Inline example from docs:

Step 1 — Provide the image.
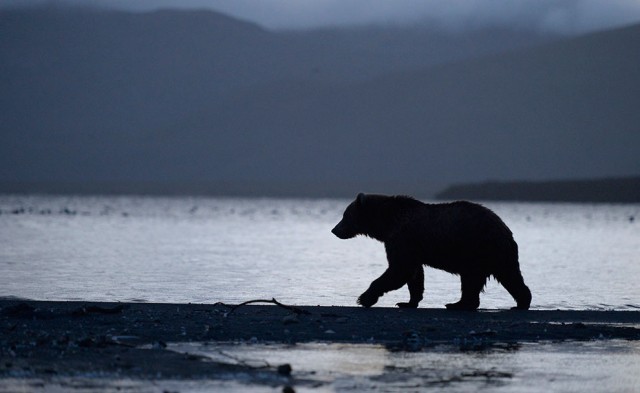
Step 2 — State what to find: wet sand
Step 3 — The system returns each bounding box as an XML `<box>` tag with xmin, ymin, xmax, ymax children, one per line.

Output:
<box><xmin>1</xmin><ymin>299</ymin><xmax>639</xmax><ymax>384</ymax></box>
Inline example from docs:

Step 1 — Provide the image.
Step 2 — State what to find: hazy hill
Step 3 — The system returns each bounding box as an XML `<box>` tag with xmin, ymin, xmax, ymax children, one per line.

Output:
<box><xmin>2</xmin><ymin>7</ymin><xmax>638</xmax><ymax>197</ymax></box>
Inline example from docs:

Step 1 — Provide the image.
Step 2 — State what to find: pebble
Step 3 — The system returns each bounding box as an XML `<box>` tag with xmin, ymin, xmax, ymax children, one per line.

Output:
<box><xmin>277</xmin><ymin>363</ymin><xmax>292</xmax><ymax>376</ymax></box>
<box><xmin>282</xmin><ymin>315</ymin><xmax>299</xmax><ymax>325</ymax></box>
<box><xmin>151</xmin><ymin>341</ymin><xmax>167</xmax><ymax>349</ymax></box>
<box><xmin>469</xmin><ymin>329</ymin><xmax>497</xmax><ymax>337</ymax></box>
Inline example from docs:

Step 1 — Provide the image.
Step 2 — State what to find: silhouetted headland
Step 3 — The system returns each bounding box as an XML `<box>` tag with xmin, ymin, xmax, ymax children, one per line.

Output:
<box><xmin>436</xmin><ymin>177</ymin><xmax>640</xmax><ymax>203</ymax></box>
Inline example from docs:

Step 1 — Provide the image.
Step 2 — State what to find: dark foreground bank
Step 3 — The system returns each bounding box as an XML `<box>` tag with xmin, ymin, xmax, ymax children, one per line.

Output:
<box><xmin>1</xmin><ymin>300</ymin><xmax>639</xmax><ymax>382</ymax></box>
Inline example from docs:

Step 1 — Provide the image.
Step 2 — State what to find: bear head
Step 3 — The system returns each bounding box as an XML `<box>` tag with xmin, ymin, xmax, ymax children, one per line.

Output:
<box><xmin>331</xmin><ymin>193</ymin><xmax>367</xmax><ymax>239</ymax></box>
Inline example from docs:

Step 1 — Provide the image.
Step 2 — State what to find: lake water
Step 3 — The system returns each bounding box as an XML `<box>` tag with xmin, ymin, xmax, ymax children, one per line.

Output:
<box><xmin>0</xmin><ymin>195</ymin><xmax>639</xmax><ymax>310</ymax></box>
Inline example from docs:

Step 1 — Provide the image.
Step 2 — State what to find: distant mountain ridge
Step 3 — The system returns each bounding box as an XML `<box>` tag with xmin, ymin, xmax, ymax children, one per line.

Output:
<box><xmin>166</xmin><ymin>22</ymin><xmax>640</xmax><ymax>196</ymax></box>
<box><xmin>1</xmin><ymin>6</ymin><xmax>638</xmax><ymax>197</ymax></box>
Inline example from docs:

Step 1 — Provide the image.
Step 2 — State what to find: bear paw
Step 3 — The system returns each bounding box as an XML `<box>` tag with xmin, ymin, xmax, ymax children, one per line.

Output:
<box><xmin>357</xmin><ymin>291</ymin><xmax>379</xmax><ymax>308</ymax></box>
<box><xmin>396</xmin><ymin>302</ymin><xmax>419</xmax><ymax>308</ymax></box>
<box><xmin>445</xmin><ymin>301</ymin><xmax>479</xmax><ymax>311</ymax></box>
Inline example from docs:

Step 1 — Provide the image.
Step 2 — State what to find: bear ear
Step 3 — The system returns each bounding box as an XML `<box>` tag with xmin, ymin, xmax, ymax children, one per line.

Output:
<box><xmin>356</xmin><ymin>193</ymin><xmax>366</xmax><ymax>206</ymax></box>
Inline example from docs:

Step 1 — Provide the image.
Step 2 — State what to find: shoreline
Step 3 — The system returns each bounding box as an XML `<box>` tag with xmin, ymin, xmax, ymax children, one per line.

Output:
<box><xmin>2</xmin><ymin>299</ymin><xmax>639</xmax><ymax>382</ymax></box>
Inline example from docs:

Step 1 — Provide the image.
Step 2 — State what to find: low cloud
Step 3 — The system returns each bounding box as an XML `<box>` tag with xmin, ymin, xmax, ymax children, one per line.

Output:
<box><xmin>4</xmin><ymin>0</ymin><xmax>640</xmax><ymax>33</ymax></box>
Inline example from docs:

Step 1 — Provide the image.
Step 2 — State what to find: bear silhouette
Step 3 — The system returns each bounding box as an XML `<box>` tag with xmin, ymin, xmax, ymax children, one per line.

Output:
<box><xmin>332</xmin><ymin>193</ymin><xmax>531</xmax><ymax>310</ymax></box>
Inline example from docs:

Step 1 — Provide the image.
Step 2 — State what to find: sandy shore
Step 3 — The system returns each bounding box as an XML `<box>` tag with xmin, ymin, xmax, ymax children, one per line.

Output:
<box><xmin>1</xmin><ymin>299</ymin><xmax>639</xmax><ymax>382</ymax></box>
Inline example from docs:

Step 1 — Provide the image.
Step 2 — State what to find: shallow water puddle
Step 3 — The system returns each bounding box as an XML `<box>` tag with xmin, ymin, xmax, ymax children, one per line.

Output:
<box><xmin>166</xmin><ymin>340</ymin><xmax>640</xmax><ymax>392</ymax></box>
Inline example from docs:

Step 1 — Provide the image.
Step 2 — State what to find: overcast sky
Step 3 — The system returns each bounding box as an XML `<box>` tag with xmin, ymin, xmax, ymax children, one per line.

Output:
<box><xmin>4</xmin><ymin>0</ymin><xmax>640</xmax><ymax>33</ymax></box>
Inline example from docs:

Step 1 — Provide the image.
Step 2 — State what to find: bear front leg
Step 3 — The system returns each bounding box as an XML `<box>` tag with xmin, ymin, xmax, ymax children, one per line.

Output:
<box><xmin>357</xmin><ymin>266</ymin><xmax>411</xmax><ymax>307</ymax></box>
<box><xmin>397</xmin><ymin>265</ymin><xmax>424</xmax><ymax>308</ymax></box>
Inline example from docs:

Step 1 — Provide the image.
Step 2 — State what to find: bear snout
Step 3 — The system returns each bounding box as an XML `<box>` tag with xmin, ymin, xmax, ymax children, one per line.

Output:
<box><xmin>331</xmin><ymin>222</ymin><xmax>353</xmax><ymax>239</ymax></box>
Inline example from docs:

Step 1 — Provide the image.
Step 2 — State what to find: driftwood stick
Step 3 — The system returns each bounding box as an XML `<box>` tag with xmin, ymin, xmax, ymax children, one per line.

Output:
<box><xmin>223</xmin><ymin>298</ymin><xmax>311</xmax><ymax>316</ymax></box>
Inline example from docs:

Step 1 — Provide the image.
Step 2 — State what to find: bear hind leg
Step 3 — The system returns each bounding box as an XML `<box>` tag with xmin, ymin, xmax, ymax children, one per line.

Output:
<box><xmin>446</xmin><ymin>274</ymin><xmax>486</xmax><ymax>311</ymax></box>
<box><xmin>494</xmin><ymin>268</ymin><xmax>531</xmax><ymax>310</ymax></box>
<box><xmin>397</xmin><ymin>265</ymin><xmax>424</xmax><ymax>308</ymax></box>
